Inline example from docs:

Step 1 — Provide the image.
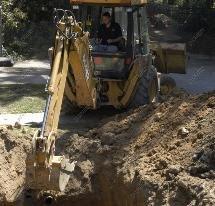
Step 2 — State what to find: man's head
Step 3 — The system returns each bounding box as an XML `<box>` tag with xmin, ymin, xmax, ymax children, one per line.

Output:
<box><xmin>102</xmin><ymin>12</ymin><xmax>111</xmax><ymax>26</ymax></box>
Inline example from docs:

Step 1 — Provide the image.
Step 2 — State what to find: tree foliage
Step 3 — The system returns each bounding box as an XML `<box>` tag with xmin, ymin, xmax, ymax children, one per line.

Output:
<box><xmin>2</xmin><ymin>0</ymin><xmax>214</xmax><ymax>58</ymax></box>
<box><xmin>154</xmin><ymin>0</ymin><xmax>214</xmax><ymax>8</ymax></box>
<box><xmin>2</xmin><ymin>0</ymin><xmax>70</xmax><ymax>58</ymax></box>
<box><xmin>2</xmin><ymin>0</ymin><xmax>27</xmax><ymax>32</ymax></box>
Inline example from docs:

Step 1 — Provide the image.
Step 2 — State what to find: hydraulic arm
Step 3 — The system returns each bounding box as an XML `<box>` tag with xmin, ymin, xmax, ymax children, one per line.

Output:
<box><xmin>26</xmin><ymin>10</ymin><xmax>79</xmax><ymax>191</ymax></box>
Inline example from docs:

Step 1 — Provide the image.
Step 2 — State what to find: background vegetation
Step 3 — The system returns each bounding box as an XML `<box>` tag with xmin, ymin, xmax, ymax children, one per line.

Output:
<box><xmin>1</xmin><ymin>0</ymin><xmax>215</xmax><ymax>59</ymax></box>
<box><xmin>0</xmin><ymin>84</ymin><xmax>46</xmax><ymax>113</ymax></box>
<box><xmin>2</xmin><ymin>0</ymin><xmax>70</xmax><ymax>59</ymax></box>
<box><xmin>153</xmin><ymin>0</ymin><xmax>214</xmax><ymax>8</ymax></box>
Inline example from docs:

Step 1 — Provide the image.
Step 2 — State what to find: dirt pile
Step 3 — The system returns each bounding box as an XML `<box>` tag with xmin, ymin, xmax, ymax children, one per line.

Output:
<box><xmin>0</xmin><ymin>90</ymin><xmax>214</xmax><ymax>206</ymax></box>
<box><xmin>0</xmin><ymin>127</ymin><xmax>31</xmax><ymax>204</ymax></box>
<box><xmin>54</xmin><ymin>90</ymin><xmax>215</xmax><ymax>206</ymax></box>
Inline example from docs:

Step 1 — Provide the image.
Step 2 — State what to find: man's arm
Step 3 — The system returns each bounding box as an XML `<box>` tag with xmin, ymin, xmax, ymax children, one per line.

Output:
<box><xmin>107</xmin><ymin>36</ymin><xmax>123</xmax><ymax>44</ymax></box>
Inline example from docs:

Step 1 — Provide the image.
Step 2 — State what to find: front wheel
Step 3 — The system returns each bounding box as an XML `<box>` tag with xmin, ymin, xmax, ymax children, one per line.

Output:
<box><xmin>129</xmin><ymin>66</ymin><xmax>159</xmax><ymax>108</ymax></box>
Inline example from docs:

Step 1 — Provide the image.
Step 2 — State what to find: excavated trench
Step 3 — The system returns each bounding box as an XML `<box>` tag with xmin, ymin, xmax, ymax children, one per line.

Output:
<box><xmin>56</xmin><ymin>169</ymin><xmax>161</xmax><ymax>206</ymax></box>
<box><xmin>37</xmin><ymin>159</ymin><xmax>194</xmax><ymax>206</ymax></box>
<box><xmin>33</xmin><ymin>151</ymin><xmax>150</xmax><ymax>205</ymax></box>
<box><xmin>38</xmin><ymin>150</ymin><xmax>204</xmax><ymax>206</ymax></box>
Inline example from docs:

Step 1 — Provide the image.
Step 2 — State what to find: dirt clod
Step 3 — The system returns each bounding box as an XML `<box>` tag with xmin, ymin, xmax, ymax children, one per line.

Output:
<box><xmin>178</xmin><ymin>127</ymin><xmax>189</xmax><ymax>137</ymax></box>
<box><xmin>14</xmin><ymin>122</ymin><xmax>22</xmax><ymax>129</ymax></box>
<box><xmin>7</xmin><ymin>125</ymin><xmax>13</xmax><ymax>130</ymax></box>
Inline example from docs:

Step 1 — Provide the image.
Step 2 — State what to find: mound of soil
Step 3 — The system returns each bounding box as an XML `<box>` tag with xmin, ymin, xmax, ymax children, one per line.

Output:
<box><xmin>0</xmin><ymin>127</ymin><xmax>31</xmax><ymax>204</ymax></box>
<box><xmin>53</xmin><ymin>90</ymin><xmax>215</xmax><ymax>206</ymax></box>
<box><xmin>0</xmin><ymin>90</ymin><xmax>214</xmax><ymax>206</ymax></box>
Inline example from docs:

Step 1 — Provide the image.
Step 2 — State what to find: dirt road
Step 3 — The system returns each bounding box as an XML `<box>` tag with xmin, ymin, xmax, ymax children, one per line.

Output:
<box><xmin>0</xmin><ymin>56</ymin><xmax>214</xmax><ymax>94</ymax></box>
<box><xmin>168</xmin><ymin>55</ymin><xmax>215</xmax><ymax>94</ymax></box>
<box><xmin>0</xmin><ymin>60</ymin><xmax>50</xmax><ymax>84</ymax></box>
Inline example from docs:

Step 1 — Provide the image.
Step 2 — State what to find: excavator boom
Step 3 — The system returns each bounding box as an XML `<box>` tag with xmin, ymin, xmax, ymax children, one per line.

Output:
<box><xmin>26</xmin><ymin>10</ymin><xmax>79</xmax><ymax>191</ymax></box>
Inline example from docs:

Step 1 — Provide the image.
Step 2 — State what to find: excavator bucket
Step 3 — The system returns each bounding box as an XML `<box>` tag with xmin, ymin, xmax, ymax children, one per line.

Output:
<box><xmin>26</xmin><ymin>127</ymin><xmax>76</xmax><ymax>191</ymax></box>
<box><xmin>26</xmin><ymin>149</ymin><xmax>76</xmax><ymax>191</ymax></box>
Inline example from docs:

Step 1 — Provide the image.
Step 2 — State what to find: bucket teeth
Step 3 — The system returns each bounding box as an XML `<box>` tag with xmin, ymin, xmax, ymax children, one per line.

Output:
<box><xmin>50</xmin><ymin>156</ymin><xmax>76</xmax><ymax>191</ymax></box>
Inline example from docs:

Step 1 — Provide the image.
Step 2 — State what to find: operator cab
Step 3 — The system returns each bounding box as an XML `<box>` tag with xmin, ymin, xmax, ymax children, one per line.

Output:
<box><xmin>72</xmin><ymin>5</ymin><xmax>149</xmax><ymax>80</ymax></box>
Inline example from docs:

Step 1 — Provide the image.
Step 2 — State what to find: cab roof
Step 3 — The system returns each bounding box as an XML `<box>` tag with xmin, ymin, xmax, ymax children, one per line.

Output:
<box><xmin>70</xmin><ymin>0</ymin><xmax>147</xmax><ymax>6</ymax></box>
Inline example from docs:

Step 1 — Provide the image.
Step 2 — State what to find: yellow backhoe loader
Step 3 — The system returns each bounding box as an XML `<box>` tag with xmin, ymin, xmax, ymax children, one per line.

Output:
<box><xmin>26</xmin><ymin>0</ymin><xmax>186</xmax><ymax>192</ymax></box>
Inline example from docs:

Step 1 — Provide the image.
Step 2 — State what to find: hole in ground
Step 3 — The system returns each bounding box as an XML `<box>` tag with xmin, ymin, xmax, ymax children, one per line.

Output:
<box><xmin>51</xmin><ymin>166</ymin><xmax>193</xmax><ymax>206</ymax></box>
<box><xmin>22</xmin><ymin>160</ymin><xmax>196</xmax><ymax>206</ymax></box>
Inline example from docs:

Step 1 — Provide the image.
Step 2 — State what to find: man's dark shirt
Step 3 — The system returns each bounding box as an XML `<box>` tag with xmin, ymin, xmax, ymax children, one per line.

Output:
<box><xmin>98</xmin><ymin>22</ymin><xmax>122</xmax><ymax>47</ymax></box>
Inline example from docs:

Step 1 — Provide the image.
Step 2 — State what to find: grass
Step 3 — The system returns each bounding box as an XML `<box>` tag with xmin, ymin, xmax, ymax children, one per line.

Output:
<box><xmin>0</xmin><ymin>84</ymin><xmax>47</xmax><ymax>114</ymax></box>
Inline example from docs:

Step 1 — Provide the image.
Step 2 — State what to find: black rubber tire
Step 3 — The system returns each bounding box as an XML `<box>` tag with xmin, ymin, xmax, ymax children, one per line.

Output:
<box><xmin>160</xmin><ymin>75</ymin><xmax>176</xmax><ymax>95</ymax></box>
<box><xmin>129</xmin><ymin>66</ymin><xmax>158</xmax><ymax>108</ymax></box>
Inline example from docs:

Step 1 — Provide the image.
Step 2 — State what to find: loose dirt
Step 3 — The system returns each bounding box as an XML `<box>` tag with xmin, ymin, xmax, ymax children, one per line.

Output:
<box><xmin>0</xmin><ymin>127</ymin><xmax>31</xmax><ymax>204</ymax></box>
<box><xmin>0</xmin><ymin>90</ymin><xmax>214</xmax><ymax>206</ymax></box>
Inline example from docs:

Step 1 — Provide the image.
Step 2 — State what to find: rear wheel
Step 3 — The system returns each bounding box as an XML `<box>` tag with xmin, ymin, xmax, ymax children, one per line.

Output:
<box><xmin>129</xmin><ymin>66</ymin><xmax>158</xmax><ymax>108</ymax></box>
